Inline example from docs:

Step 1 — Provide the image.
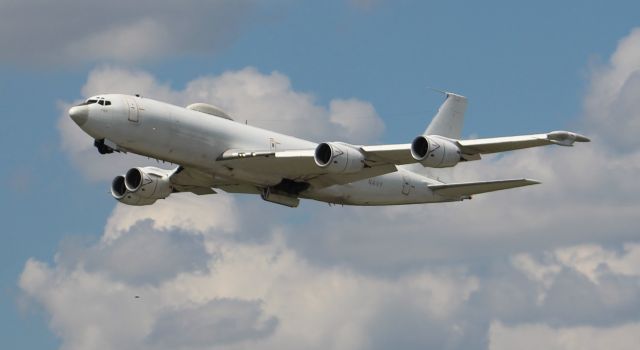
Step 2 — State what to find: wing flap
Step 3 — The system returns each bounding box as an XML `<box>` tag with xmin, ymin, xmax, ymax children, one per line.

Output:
<box><xmin>308</xmin><ymin>164</ymin><xmax>398</xmax><ymax>187</ymax></box>
<box><xmin>215</xmin><ymin>148</ymin><xmax>399</xmax><ymax>188</ymax></box>
<box><xmin>429</xmin><ymin>179</ymin><xmax>540</xmax><ymax>198</ymax></box>
<box><xmin>217</xmin><ymin>149</ymin><xmax>319</xmax><ymax>179</ymax></box>
<box><xmin>169</xmin><ymin>166</ymin><xmax>238</xmax><ymax>195</ymax></box>
<box><xmin>360</xmin><ymin>144</ymin><xmax>414</xmax><ymax>165</ymax></box>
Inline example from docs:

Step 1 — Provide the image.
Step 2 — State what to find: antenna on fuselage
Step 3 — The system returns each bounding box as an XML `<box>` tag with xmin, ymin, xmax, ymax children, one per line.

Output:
<box><xmin>427</xmin><ymin>87</ymin><xmax>449</xmax><ymax>97</ymax></box>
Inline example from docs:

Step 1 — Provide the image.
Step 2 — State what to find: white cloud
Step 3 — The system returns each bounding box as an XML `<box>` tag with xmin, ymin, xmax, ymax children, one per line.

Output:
<box><xmin>20</xmin><ymin>197</ymin><xmax>640</xmax><ymax>350</ymax></box>
<box><xmin>20</xmin><ymin>200</ymin><xmax>482</xmax><ymax>350</ymax></box>
<box><xmin>508</xmin><ymin>246</ymin><xmax>640</xmax><ymax>325</ymax></box>
<box><xmin>20</xmin><ymin>259</ymin><xmax>157</xmax><ymax>350</ymax></box>
<box><xmin>148</xmin><ymin>299</ymin><xmax>278</xmax><ymax>348</ymax></box>
<box><xmin>0</xmin><ymin>0</ymin><xmax>260</xmax><ymax>65</ymax></box>
<box><xmin>584</xmin><ymin>28</ymin><xmax>640</xmax><ymax>150</ymax></box>
<box><xmin>103</xmin><ymin>193</ymin><xmax>239</xmax><ymax>242</ymax></box>
<box><xmin>554</xmin><ymin>243</ymin><xmax>640</xmax><ymax>283</ymax></box>
<box><xmin>329</xmin><ymin>99</ymin><xmax>385</xmax><ymax>143</ymax></box>
<box><xmin>511</xmin><ymin>252</ymin><xmax>562</xmax><ymax>304</ymax></box>
<box><xmin>489</xmin><ymin>322</ymin><xmax>640</xmax><ymax>350</ymax></box>
<box><xmin>183</xmin><ymin>67</ymin><xmax>384</xmax><ymax>143</ymax></box>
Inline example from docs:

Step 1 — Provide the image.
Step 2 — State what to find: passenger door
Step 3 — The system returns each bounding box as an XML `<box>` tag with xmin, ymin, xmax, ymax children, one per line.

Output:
<box><xmin>126</xmin><ymin>97</ymin><xmax>139</xmax><ymax>123</ymax></box>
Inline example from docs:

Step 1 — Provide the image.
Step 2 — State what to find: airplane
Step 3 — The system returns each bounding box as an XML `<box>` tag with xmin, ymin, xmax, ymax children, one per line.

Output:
<box><xmin>68</xmin><ymin>92</ymin><xmax>589</xmax><ymax>208</ymax></box>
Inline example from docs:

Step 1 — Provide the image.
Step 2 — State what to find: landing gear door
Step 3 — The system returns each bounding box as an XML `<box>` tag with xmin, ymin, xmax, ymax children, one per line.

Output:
<box><xmin>126</xmin><ymin>97</ymin><xmax>139</xmax><ymax>122</ymax></box>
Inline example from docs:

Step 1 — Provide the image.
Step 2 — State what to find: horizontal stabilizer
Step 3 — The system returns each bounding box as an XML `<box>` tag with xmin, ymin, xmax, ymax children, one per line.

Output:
<box><xmin>429</xmin><ymin>179</ymin><xmax>540</xmax><ymax>198</ymax></box>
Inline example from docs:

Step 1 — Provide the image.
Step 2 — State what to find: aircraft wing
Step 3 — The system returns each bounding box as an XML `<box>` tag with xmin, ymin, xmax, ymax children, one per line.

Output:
<box><xmin>360</xmin><ymin>130</ymin><xmax>590</xmax><ymax>164</ymax></box>
<box><xmin>429</xmin><ymin>179</ymin><xmax>540</xmax><ymax>199</ymax></box>
<box><xmin>456</xmin><ymin>131</ymin><xmax>590</xmax><ymax>155</ymax></box>
<box><xmin>213</xmin><ymin>130</ymin><xmax>588</xmax><ymax>189</ymax></box>
<box><xmin>216</xmin><ymin>149</ymin><xmax>398</xmax><ymax>188</ymax></box>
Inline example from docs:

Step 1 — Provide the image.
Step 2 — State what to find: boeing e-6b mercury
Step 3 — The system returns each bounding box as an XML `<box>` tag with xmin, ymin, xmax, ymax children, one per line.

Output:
<box><xmin>68</xmin><ymin>92</ymin><xmax>589</xmax><ymax>207</ymax></box>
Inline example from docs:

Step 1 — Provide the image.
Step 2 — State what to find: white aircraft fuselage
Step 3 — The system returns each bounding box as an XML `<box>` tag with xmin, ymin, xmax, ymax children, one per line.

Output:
<box><xmin>69</xmin><ymin>93</ymin><xmax>589</xmax><ymax>207</ymax></box>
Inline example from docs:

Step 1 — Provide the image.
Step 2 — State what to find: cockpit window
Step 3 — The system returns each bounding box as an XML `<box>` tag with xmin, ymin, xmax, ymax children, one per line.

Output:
<box><xmin>77</xmin><ymin>98</ymin><xmax>110</xmax><ymax>107</ymax></box>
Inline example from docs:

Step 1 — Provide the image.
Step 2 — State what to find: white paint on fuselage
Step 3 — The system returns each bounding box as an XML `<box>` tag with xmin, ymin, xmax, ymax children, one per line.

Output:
<box><xmin>307</xmin><ymin>169</ymin><xmax>444</xmax><ymax>205</ymax></box>
<box><xmin>81</xmin><ymin>94</ymin><xmax>445</xmax><ymax>206</ymax></box>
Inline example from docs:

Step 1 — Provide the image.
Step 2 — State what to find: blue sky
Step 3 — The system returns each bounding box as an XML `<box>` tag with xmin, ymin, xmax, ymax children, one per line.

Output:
<box><xmin>2</xmin><ymin>1</ymin><xmax>640</xmax><ymax>349</ymax></box>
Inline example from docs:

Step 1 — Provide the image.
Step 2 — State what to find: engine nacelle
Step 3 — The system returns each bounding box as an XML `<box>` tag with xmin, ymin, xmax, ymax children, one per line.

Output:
<box><xmin>125</xmin><ymin>167</ymin><xmax>173</xmax><ymax>198</ymax></box>
<box><xmin>110</xmin><ymin>167</ymin><xmax>174</xmax><ymax>206</ymax></box>
<box><xmin>410</xmin><ymin>135</ymin><xmax>462</xmax><ymax>168</ymax></box>
<box><xmin>111</xmin><ymin>175</ymin><xmax>158</xmax><ymax>206</ymax></box>
<box><xmin>314</xmin><ymin>142</ymin><xmax>365</xmax><ymax>174</ymax></box>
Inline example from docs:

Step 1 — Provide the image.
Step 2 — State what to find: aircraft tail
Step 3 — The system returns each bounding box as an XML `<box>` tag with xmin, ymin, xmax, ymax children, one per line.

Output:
<box><xmin>429</xmin><ymin>179</ymin><xmax>540</xmax><ymax>200</ymax></box>
<box><xmin>424</xmin><ymin>92</ymin><xmax>468</xmax><ymax>139</ymax></box>
<box><xmin>400</xmin><ymin>92</ymin><xmax>467</xmax><ymax>175</ymax></box>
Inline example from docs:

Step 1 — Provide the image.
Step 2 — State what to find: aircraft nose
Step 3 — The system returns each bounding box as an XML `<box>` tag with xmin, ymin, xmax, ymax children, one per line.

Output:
<box><xmin>69</xmin><ymin>105</ymin><xmax>89</xmax><ymax>126</ymax></box>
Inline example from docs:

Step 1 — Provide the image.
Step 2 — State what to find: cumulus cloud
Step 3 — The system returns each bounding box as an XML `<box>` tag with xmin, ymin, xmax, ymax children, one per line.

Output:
<box><xmin>181</xmin><ymin>67</ymin><xmax>385</xmax><ymax>142</ymax></box>
<box><xmin>77</xmin><ymin>221</ymin><xmax>212</xmax><ymax>286</ymax></box>
<box><xmin>20</xmin><ymin>198</ymin><xmax>640</xmax><ymax>350</ymax></box>
<box><xmin>25</xmin><ymin>28</ymin><xmax>640</xmax><ymax>350</ymax></box>
<box><xmin>148</xmin><ymin>299</ymin><xmax>278</xmax><ymax>348</ymax></box>
<box><xmin>58</xmin><ymin>66</ymin><xmax>384</xmax><ymax>181</ymax></box>
<box><xmin>20</xmin><ymin>199</ymin><xmax>483</xmax><ymax>350</ymax></box>
<box><xmin>103</xmin><ymin>193</ymin><xmax>239</xmax><ymax>242</ymax></box>
<box><xmin>329</xmin><ymin>99</ymin><xmax>385</xmax><ymax>142</ymax></box>
<box><xmin>584</xmin><ymin>28</ymin><xmax>640</xmax><ymax>150</ymax></box>
<box><xmin>489</xmin><ymin>322</ymin><xmax>640</xmax><ymax>350</ymax></box>
<box><xmin>0</xmin><ymin>0</ymin><xmax>259</xmax><ymax>65</ymax></box>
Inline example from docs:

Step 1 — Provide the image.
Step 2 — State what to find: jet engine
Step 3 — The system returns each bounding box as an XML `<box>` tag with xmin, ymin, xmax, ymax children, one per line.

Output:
<box><xmin>110</xmin><ymin>167</ymin><xmax>173</xmax><ymax>206</ymax></box>
<box><xmin>314</xmin><ymin>142</ymin><xmax>365</xmax><ymax>173</ymax></box>
<box><xmin>410</xmin><ymin>135</ymin><xmax>462</xmax><ymax>168</ymax></box>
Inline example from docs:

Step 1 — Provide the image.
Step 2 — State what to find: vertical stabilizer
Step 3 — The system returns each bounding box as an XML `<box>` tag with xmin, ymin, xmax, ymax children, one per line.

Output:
<box><xmin>424</xmin><ymin>92</ymin><xmax>467</xmax><ymax>139</ymax></box>
<box><xmin>401</xmin><ymin>92</ymin><xmax>467</xmax><ymax>176</ymax></box>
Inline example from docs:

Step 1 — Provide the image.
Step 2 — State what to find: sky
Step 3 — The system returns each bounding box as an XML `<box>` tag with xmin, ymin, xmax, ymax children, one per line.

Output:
<box><xmin>1</xmin><ymin>0</ymin><xmax>640</xmax><ymax>349</ymax></box>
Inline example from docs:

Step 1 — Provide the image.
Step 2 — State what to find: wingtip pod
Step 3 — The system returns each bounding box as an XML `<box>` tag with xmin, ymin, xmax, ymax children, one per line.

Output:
<box><xmin>546</xmin><ymin>131</ymin><xmax>591</xmax><ymax>146</ymax></box>
<box><xmin>575</xmin><ymin>134</ymin><xmax>591</xmax><ymax>142</ymax></box>
<box><xmin>523</xmin><ymin>178</ymin><xmax>542</xmax><ymax>186</ymax></box>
